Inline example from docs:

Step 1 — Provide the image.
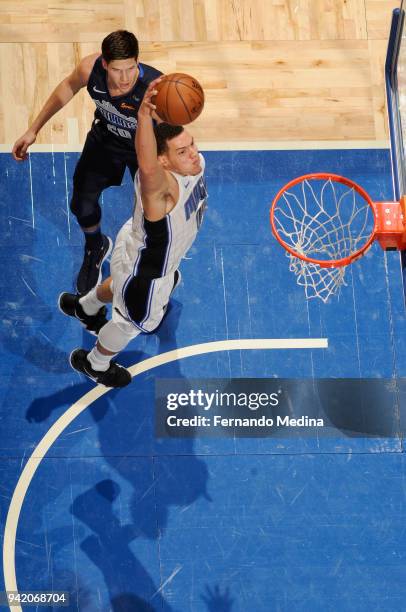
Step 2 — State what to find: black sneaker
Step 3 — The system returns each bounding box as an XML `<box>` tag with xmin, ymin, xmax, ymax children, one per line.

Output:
<box><xmin>58</xmin><ymin>292</ymin><xmax>107</xmax><ymax>335</ymax></box>
<box><xmin>70</xmin><ymin>349</ymin><xmax>131</xmax><ymax>388</ymax></box>
<box><xmin>76</xmin><ymin>234</ymin><xmax>113</xmax><ymax>295</ymax></box>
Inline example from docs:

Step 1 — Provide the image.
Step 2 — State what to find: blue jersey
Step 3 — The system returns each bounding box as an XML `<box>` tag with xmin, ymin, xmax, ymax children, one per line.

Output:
<box><xmin>87</xmin><ymin>56</ymin><xmax>162</xmax><ymax>148</ymax></box>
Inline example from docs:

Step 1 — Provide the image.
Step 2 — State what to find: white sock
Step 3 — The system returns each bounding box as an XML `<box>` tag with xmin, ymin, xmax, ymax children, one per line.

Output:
<box><xmin>87</xmin><ymin>346</ymin><xmax>113</xmax><ymax>372</ymax></box>
<box><xmin>79</xmin><ymin>288</ymin><xmax>106</xmax><ymax>316</ymax></box>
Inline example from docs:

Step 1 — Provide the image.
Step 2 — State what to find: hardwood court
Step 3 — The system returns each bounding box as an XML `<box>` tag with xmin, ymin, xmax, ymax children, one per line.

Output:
<box><xmin>0</xmin><ymin>1</ymin><xmax>400</xmax><ymax>146</ymax></box>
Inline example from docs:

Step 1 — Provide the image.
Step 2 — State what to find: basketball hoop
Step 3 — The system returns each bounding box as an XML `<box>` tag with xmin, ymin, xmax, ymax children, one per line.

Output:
<box><xmin>270</xmin><ymin>173</ymin><xmax>406</xmax><ymax>302</ymax></box>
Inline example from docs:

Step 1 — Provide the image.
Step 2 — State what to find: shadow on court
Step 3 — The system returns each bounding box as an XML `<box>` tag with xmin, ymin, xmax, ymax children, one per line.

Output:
<box><xmin>20</xmin><ymin>300</ymin><xmax>232</xmax><ymax>611</ymax></box>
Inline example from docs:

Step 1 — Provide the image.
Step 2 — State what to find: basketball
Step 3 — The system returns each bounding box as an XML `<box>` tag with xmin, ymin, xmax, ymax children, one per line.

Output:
<box><xmin>152</xmin><ymin>73</ymin><xmax>205</xmax><ymax>125</ymax></box>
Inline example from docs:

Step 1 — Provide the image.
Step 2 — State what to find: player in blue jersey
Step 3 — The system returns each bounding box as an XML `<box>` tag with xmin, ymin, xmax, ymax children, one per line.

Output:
<box><xmin>12</xmin><ymin>31</ymin><xmax>162</xmax><ymax>295</ymax></box>
<box><xmin>58</xmin><ymin>79</ymin><xmax>208</xmax><ymax>388</ymax></box>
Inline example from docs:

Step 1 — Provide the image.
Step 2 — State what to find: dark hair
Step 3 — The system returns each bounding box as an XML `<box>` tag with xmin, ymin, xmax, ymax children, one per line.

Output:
<box><xmin>101</xmin><ymin>30</ymin><xmax>139</xmax><ymax>63</ymax></box>
<box><xmin>154</xmin><ymin>123</ymin><xmax>184</xmax><ymax>155</ymax></box>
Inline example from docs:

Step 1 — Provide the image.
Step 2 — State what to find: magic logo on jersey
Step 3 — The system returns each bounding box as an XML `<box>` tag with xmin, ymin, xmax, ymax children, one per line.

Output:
<box><xmin>93</xmin><ymin>99</ymin><xmax>137</xmax><ymax>131</ymax></box>
<box><xmin>184</xmin><ymin>177</ymin><xmax>208</xmax><ymax>228</ymax></box>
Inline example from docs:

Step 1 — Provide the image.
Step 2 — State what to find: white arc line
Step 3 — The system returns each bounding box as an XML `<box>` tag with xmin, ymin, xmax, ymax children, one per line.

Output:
<box><xmin>3</xmin><ymin>337</ymin><xmax>327</xmax><ymax>609</ymax></box>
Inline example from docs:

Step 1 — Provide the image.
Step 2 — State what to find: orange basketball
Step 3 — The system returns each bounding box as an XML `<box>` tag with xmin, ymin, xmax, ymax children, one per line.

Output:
<box><xmin>152</xmin><ymin>73</ymin><xmax>205</xmax><ymax>125</ymax></box>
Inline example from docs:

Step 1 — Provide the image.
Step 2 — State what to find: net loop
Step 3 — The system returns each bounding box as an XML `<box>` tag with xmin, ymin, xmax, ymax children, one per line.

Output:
<box><xmin>270</xmin><ymin>174</ymin><xmax>376</xmax><ymax>302</ymax></box>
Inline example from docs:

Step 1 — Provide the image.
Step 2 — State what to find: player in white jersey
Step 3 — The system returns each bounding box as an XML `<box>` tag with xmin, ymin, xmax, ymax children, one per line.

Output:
<box><xmin>59</xmin><ymin>78</ymin><xmax>208</xmax><ymax>387</ymax></box>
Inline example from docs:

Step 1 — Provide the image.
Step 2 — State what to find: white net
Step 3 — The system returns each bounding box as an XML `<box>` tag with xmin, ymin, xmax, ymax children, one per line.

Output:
<box><xmin>289</xmin><ymin>258</ymin><xmax>347</xmax><ymax>303</ymax></box>
<box><xmin>272</xmin><ymin>177</ymin><xmax>375</xmax><ymax>303</ymax></box>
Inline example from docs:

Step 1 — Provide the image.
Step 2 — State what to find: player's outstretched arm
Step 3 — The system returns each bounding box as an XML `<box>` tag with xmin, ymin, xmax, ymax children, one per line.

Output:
<box><xmin>135</xmin><ymin>78</ymin><xmax>174</xmax><ymax>221</ymax></box>
<box><xmin>12</xmin><ymin>53</ymin><xmax>99</xmax><ymax>161</ymax></box>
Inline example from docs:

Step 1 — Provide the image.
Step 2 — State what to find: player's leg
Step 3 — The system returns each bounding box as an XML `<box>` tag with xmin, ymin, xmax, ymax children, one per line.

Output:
<box><xmin>60</xmin><ymin>219</ymin><xmax>132</xmax><ymax>336</ymax></box>
<box><xmin>58</xmin><ymin>277</ymin><xmax>113</xmax><ymax>334</ymax></box>
<box><xmin>67</xmin><ymin>275</ymin><xmax>163</xmax><ymax>388</ymax></box>
<box><xmin>72</xmin><ymin>277</ymin><xmax>139</xmax><ymax>388</ymax></box>
<box><xmin>62</xmin><ymin>273</ymin><xmax>134</xmax><ymax>387</ymax></box>
<box><xmin>66</xmin><ymin>223</ymin><xmax>180</xmax><ymax>387</ymax></box>
<box><xmin>68</xmin><ymin>273</ymin><xmax>180</xmax><ymax>388</ymax></box>
<box><xmin>70</xmin><ymin>188</ymin><xmax>113</xmax><ymax>296</ymax></box>
<box><xmin>122</xmin><ymin>271</ymin><xmax>180</xmax><ymax>332</ymax></box>
<box><xmin>70</xmin><ymin>317</ymin><xmax>137</xmax><ymax>388</ymax></box>
<box><xmin>70</xmin><ymin>129</ymin><xmax>128</xmax><ymax>295</ymax></box>
<box><xmin>67</xmin><ymin>222</ymin><xmax>137</xmax><ymax>386</ymax></box>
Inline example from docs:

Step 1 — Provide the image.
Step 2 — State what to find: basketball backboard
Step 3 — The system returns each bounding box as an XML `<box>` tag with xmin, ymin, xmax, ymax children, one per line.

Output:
<box><xmin>386</xmin><ymin>0</ymin><xmax>406</xmax><ymax>291</ymax></box>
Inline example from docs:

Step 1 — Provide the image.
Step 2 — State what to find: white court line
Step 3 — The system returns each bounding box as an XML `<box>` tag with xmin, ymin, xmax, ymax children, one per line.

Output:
<box><xmin>2</xmin><ymin>337</ymin><xmax>328</xmax><ymax>610</ymax></box>
<box><xmin>0</xmin><ymin>141</ymin><xmax>390</xmax><ymax>153</ymax></box>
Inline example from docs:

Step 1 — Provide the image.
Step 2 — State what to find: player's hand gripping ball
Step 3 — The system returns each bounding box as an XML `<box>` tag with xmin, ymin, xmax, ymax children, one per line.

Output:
<box><xmin>152</xmin><ymin>73</ymin><xmax>205</xmax><ymax>125</ymax></box>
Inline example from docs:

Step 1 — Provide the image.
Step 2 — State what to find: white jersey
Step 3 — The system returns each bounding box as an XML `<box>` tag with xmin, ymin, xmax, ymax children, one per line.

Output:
<box><xmin>122</xmin><ymin>153</ymin><xmax>207</xmax><ymax>280</ymax></box>
<box><xmin>110</xmin><ymin>153</ymin><xmax>207</xmax><ymax>332</ymax></box>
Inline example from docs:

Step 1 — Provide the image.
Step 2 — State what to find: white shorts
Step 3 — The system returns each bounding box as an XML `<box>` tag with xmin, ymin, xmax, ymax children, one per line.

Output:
<box><xmin>110</xmin><ymin>220</ymin><xmax>180</xmax><ymax>334</ymax></box>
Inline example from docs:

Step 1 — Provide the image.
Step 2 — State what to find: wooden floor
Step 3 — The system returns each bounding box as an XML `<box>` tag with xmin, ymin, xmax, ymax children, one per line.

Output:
<box><xmin>0</xmin><ymin>0</ymin><xmax>400</xmax><ymax>146</ymax></box>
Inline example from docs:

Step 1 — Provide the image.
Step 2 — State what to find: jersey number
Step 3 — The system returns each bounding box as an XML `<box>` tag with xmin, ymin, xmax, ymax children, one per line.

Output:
<box><xmin>107</xmin><ymin>124</ymin><xmax>132</xmax><ymax>139</ymax></box>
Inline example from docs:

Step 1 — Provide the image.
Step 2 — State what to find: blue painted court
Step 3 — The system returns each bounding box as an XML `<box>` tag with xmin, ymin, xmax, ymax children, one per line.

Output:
<box><xmin>1</xmin><ymin>146</ymin><xmax>406</xmax><ymax>611</ymax></box>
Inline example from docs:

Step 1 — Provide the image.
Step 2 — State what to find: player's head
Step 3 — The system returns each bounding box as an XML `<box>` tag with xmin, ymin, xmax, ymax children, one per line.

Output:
<box><xmin>102</xmin><ymin>30</ymin><xmax>139</xmax><ymax>62</ymax></box>
<box><xmin>154</xmin><ymin>123</ymin><xmax>202</xmax><ymax>176</ymax></box>
<box><xmin>101</xmin><ymin>30</ymin><xmax>140</xmax><ymax>93</ymax></box>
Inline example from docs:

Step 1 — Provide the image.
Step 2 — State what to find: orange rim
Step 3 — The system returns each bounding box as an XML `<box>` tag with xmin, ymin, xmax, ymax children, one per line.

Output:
<box><xmin>270</xmin><ymin>172</ymin><xmax>378</xmax><ymax>268</ymax></box>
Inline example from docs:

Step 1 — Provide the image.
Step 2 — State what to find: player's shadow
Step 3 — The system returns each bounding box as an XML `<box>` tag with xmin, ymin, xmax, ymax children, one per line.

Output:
<box><xmin>67</xmin><ymin>300</ymin><xmax>221</xmax><ymax>610</ymax></box>
<box><xmin>22</xmin><ymin>298</ymin><xmax>222</xmax><ymax>610</ymax></box>
<box><xmin>70</xmin><ymin>479</ymin><xmax>171</xmax><ymax>611</ymax></box>
<box><xmin>71</xmin><ymin>484</ymin><xmax>234</xmax><ymax>612</ymax></box>
<box><xmin>201</xmin><ymin>585</ymin><xmax>234</xmax><ymax>612</ymax></box>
